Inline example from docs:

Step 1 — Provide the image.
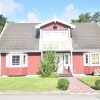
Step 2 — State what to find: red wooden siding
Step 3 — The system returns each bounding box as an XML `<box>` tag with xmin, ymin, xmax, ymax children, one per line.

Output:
<box><xmin>1</xmin><ymin>53</ymin><xmax>41</xmax><ymax>76</ymax></box>
<box><xmin>42</xmin><ymin>22</ymin><xmax>68</xmax><ymax>31</ymax></box>
<box><xmin>73</xmin><ymin>52</ymin><xmax>100</xmax><ymax>74</ymax></box>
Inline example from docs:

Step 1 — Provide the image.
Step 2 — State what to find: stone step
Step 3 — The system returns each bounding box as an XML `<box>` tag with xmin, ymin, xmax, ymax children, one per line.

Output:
<box><xmin>59</xmin><ymin>72</ymin><xmax>72</xmax><ymax>77</ymax></box>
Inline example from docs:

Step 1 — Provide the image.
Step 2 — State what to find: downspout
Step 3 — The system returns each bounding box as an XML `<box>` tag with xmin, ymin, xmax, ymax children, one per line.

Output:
<box><xmin>70</xmin><ymin>50</ymin><xmax>74</xmax><ymax>76</ymax></box>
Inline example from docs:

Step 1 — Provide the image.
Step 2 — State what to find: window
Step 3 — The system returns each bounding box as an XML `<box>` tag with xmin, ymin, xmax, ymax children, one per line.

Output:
<box><xmin>6</xmin><ymin>54</ymin><xmax>28</xmax><ymax>68</ymax></box>
<box><xmin>84</xmin><ymin>53</ymin><xmax>100</xmax><ymax>66</ymax></box>
<box><xmin>91</xmin><ymin>54</ymin><xmax>100</xmax><ymax>65</ymax></box>
<box><xmin>12</xmin><ymin>55</ymin><xmax>20</xmax><ymax>65</ymax></box>
<box><xmin>64</xmin><ymin>54</ymin><xmax>70</xmax><ymax>65</ymax></box>
<box><xmin>65</xmin><ymin>55</ymin><xmax>68</xmax><ymax>64</ymax></box>
<box><xmin>84</xmin><ymin>53</ymin><xmax>89</xmax><ymax>66</ymax></box>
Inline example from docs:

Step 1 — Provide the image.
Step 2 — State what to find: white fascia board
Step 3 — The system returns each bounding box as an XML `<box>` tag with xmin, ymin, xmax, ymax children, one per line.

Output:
<box><xmin>0</xmin><ymin>22</ymin><xmax>8</xmax><ymax>38</ymax></box>
<box><xmin>35</xmin><ymin>18</ymin><xmax>76</xmax><ymax>29</ymax></box>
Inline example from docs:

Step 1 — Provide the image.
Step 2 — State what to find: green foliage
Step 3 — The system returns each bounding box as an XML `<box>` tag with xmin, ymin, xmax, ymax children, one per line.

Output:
<box><xmin>95</xmin><ymin>80</ymin><xmax>100</xmax><ymax>90</ymax></box>
<box><xmin>91</xmin><ymin>12</ymin><xmax>100</xmax><ymax>22</ymax></box>
<box><xmin>58</xmin><ymin>78</ymin><xmax>69</xmax><ymax>90</ymax></box>
<box><xmin>71</xmin><ymin>12</ymin><xmax>100</xmax><ymax>23</ymax></box>
<box><xmin>72</xmin><ymin>13</ymin><xmax>91</xmax><ymax>22</ymax></box>
<box><xmin>50</xmin><ymin>72</ymin><xmax>58</xmax><ymax>78</ymax></box>
<box><xmin>40</xmin><ymin>50</ymin><xmax>58</xmax><ymax>77</ymax></box>
<box><xmin>0</xmin><ymin>14</ymin><xmax>7</xmax><ymax>32</ymax></box>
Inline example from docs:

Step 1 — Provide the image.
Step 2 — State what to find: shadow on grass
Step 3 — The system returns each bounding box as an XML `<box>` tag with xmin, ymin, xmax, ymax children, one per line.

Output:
<box><xmin>91</xmin><ymin>86</ymin><xmax>100</xmax><ymax>90</ymax></box>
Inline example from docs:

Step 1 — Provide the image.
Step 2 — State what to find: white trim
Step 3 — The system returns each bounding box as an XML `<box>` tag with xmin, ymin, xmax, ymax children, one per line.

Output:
<box><xmin>0</xmin><ymin>22</ymin><xmax>7</xmax><ymax>38</ymax></box>
<box><xmin>64</xmin><ymin>53</ymin><xmax>70</xmax><ymax>67</ymax></box>
<box><xmin>6</xmin><ymin>53</ymin><xmax>28</xmax><ymax>68</ymax></box>
<box><xmin>70</xmin><ymin>51</ymin><xmax>73</xmax><ymax>75</ymax></box>
<box><xmin>0</xmin><ymin>54</ymin><xmax>1</xmax><ymax>75</ymax></box>
<box><xmin>83</xmin><ymin>52</ymin><xmax>100</xmax><ymax>66</ymax></box>
<box><xmin>39</xmin><ymin>29</ymin><xmax>42</xmax><ymax>50</ymax></box>
<box><xmin>83</xmin><ymin>53</ymin><xmax>90</xmax><ymax>66</ymax></box>
<box><xmin>90</xmin><ymin>53</ymin><xmax>100</xmax><ymax>66</ymax></box>
<box><xmin>35</xmin><ymin>18</ymin><xmax>75</xmax><ymax>29</ymax></box>
<box><xmin>73</xmin><ymin>74</ymin><xmax>86</xmax><ymax>77</ymax></box>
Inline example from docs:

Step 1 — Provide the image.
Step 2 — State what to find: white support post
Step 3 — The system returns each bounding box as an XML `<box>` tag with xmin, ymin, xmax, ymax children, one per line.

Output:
<box><xmin>0</xmin><ymin>54</ymin><xmax>1</xmax><ymax>76</ymax></box>
<box><xmin>70</xmin><ymin>51</ymin><xmax>73</xmax><ymax>75</ymax></box>
<box><xmin>41</xmin><ymin>51</ymin><xmax>43</xmax><ymax>60</ymax></box>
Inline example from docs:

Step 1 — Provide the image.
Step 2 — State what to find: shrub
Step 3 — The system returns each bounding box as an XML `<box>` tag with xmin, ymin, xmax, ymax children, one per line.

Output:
<box><xmin>93</xmin><ymin>69</ymin><xmax>100</xmax><ymax>76</ymax></box>
<box><xmin>40</xmin><ymin>50</ymin><xmax>58</xmax><ymax>77</ymax></box>
<box><xmin>58</xmin><ymin>78</ymin><xmax>69</xmax><ymax>90</ymax></box>
<box><xmin>50</xmin><ymin>72</ymin><xmax>58</xmax><ymax>78</ymax></box>
<box><xmin>95</xmin><ymin>80</ymin><xmax>100</xmax><ymax>90</ymax></box>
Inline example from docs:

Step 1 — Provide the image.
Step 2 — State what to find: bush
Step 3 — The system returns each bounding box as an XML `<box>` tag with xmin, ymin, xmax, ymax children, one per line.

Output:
<box><xmin>58</xmin><ymin>78</ymin><xmax>69</xmax><ymax>90</ymax></box>
<box><xmin>50</xmin><ymin>72</ymin><xmax>58</xmax><ymax>78</ymax></box>
<box><xmin>95</xmin><ymin>80</ymin><xmax>100</xmax><ymax>90</ymax></box>
<box><xmin>93</xmin><ymin>69</ymin><xmax>100</xmax><ymax>76</ymax></box>
<box><xmin>40</xmin><ymin>50</ymin><xmax>58</xmax><ymax>77</ymax></box>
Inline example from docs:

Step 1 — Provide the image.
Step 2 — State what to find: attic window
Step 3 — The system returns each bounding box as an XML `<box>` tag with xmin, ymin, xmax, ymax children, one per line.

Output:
<box><xmin>53</xmin><ymin>24</ymin><xmax>58</xmax><ymax>30</ymax></box>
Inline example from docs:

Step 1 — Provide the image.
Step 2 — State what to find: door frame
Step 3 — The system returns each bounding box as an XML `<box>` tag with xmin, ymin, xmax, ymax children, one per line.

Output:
<box><xmin>57</xmin><ymin>53</ymin><xmax>64</xmax><ymax>74</ymax></box>
<box><xmin>0</xmin><ymin>54</ymin><xmax>1</xmax><ymax>75</ymax></box>
<box><xmin>64</xmin><ymin>53</ymin><xmax>70</xmax><ymax>68</ymax></box>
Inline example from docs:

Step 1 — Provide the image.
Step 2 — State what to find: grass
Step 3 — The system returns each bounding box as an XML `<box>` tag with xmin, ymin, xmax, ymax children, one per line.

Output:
<box><xmin>0</xmin><ymin>77</ymin><xmax>58</xmax><ymax>91</ymax></box>
<box><xmin>79</xmin><ymin>76</ymin><xmax>100</xmax><ymax>89</ymax></box>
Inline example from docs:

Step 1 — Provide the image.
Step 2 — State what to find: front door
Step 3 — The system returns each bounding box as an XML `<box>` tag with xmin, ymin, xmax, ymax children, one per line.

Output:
<box><xmin>57</xmin><ymin>53</ymin><xmax>70</xmax><ymax>74</ymax></box>
<box><xmin>64</xmin><ymin>53</ymin><xmax>70</xmax><ymax>69</ymax></box>
<box><xmin>57</xmin><ymin>54</ymin><xmax>63</xmax><ymax>74</ymax></box>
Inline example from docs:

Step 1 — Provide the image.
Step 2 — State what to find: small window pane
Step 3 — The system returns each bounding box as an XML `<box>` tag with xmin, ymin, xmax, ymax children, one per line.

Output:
<box><xmin>85</xmin><ymin>54</ymin><xmax>89</xmax><ymax>64</ymax></box>
<box><xmin>91</xmin><ymin>54</ymin><xmax>99</xmax><ymax>64</ymax></box>
<box><xmin>65</xmin><ymin>55</ymin><xmax>68</xmax><ymax>64</ymax></box>
<box><xmin>12</xmin><ymin>55</ymin><xmax>20</xmax><ymax>65</ymax></box>
<box><xmin>23</xmin><ymin>55</ymin><xmax>26</xmax><ymax>64</ymax></box>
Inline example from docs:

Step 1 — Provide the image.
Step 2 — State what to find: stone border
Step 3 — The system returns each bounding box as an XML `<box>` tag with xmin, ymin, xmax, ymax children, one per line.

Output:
<box><xmin>0</xmin><ymin>90</ymin><xmax>98</xmax><ymax>95</ymax></box>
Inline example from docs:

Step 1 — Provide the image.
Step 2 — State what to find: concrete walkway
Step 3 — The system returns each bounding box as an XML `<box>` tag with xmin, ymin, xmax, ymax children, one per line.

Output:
<box><xmin>67</xmin><ymin>77</ymin><xmax>96</xmax><ymax>94</ymax></box>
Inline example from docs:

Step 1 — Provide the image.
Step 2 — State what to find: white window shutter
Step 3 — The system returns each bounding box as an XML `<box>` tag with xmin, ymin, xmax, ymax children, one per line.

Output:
<box><xmin>6</xmin><ymin>54</ymin><xmax>10</xmax><ymax>67</ymax></box>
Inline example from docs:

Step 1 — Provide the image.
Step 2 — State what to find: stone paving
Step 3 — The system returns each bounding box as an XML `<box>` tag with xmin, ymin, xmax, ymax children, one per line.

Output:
<box><xmin>67</xmin><ymin>77</ymin><xmax>96</xmax><ymax>94</ymax></box>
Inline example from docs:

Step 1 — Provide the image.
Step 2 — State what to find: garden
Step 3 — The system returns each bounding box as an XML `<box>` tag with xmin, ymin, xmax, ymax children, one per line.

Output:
<box><xmin>0</xmin><ymin>50</ymin><xmax>69</xmax><ymax>91</ymax></box>
<box><xmin>79</xmin><ymin>77</ymin><xmax>100</xmax><ymax>90</ymax></box>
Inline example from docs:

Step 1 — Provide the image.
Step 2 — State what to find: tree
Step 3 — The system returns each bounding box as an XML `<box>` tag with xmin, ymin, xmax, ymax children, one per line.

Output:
<box><xmin>71</xmin><ymin>13</ymin><xmax>91</xmax><ymax>22</ymax></box>
<box><xmin>40</xmin><ymin>50</ymin><xmax>58</xmax><ymax>77</ymax></box>
<box><xmin>0</xmin><ymin>14</ymin><xmax>7</xmax><ymax>32</ymax></box>
<box><xmin>91</xmin><ymin>12</ymin><xmax>100</xmax><ymax>22</ymax></box>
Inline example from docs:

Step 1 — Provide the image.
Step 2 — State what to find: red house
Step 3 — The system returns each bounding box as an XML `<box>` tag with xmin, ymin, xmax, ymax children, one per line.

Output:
<box><xmin>0</xmin><ymin>18</ymin><xmax>100</xmax><ymax>76</ymax></box>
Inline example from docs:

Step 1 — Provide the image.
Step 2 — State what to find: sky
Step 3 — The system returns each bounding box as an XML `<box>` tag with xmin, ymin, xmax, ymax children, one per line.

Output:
<box><xmin>0</xmin><ymin>0</ymin><xmax>100</xmax><ymax>23</ymax></box>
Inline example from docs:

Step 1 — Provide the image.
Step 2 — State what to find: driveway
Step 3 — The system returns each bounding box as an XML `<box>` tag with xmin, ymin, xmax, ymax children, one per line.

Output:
<box><xmin>0</xmin><ymin>94</ymin><xmax>100</xmax><ymax>100</ymax></box>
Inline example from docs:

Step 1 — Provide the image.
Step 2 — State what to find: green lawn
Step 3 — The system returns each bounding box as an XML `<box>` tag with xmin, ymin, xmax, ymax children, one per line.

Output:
<box><xmin>0</xmin><ymin>77</ymin><xmax>58</xmax><ymax>91</ymax></box>
<box><xmin>79</xmin><ymin>77</ymin><xmax>100</xmax><ymax>89</ymax></box>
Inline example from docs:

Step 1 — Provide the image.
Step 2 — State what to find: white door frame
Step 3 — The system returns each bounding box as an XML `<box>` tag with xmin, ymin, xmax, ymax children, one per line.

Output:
<box><xmin>0</xmin><ymin>54</ymin><xmax>1</xmax><ymax>75</ymax></box>
<box><xmin>64</xmin><ymin>53</ymin><xmax>70</xmax><ymax>69</ymax></box>
<box><xmin>57</xmin><ymin>53</ymin><xmax>64</xmax><ymax>74</ymax></box>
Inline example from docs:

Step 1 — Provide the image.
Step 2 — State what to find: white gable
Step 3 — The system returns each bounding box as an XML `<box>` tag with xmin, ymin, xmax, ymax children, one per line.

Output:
<box><xmin>35</xmin><ymin>18</ymin><xmax>75</xmax><ymax>29</ymax></box>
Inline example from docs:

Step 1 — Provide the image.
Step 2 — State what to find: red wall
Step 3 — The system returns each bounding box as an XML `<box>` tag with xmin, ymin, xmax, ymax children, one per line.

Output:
<box><xmin>1</xmin><ymin>53</ymin><xmax>41</xmax><ymax>76</ymax></box>
<box><xmin>73</xmin><ymin>52</ymin><xmax>100</xmax><ymax>74</ymax></box>
<box><xmin>42</xmin><ymin>22</ymin><xmax>68</xmax><ymax>31</ymax></box>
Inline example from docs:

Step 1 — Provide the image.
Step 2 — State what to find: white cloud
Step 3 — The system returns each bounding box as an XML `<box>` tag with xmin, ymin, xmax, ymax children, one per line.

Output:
<box><xmin>0</xmin><ymin>0</ymin><xmax>22</xmax><ymax>16</ymax></box>
<box><xmin>61</xmin><ymin>4</ymin><xmax>79</xmax><ymax>22</ymax></box>
<box><xmin>21</xmin><ymin>11</ymin><xmax>40</xmax><ymax>23</ymax></box>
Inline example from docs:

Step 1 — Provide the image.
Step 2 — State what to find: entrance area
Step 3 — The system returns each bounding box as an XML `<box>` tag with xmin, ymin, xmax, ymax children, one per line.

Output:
<box><xmin>57</xmin><ymin>53</ymin><xmax>70</xmax><ymax>74</ymax></box>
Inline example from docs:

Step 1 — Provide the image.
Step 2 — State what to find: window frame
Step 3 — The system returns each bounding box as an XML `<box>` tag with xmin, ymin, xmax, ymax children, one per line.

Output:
<box><xmin>83</xmin><ymin>53</ymin><xmax>90</xmax><ymax>66</ymax></box>
<box><xmin>90</xmin><ymin>53</ymin><xmax>100</xmax><ymax>66</ymax></box>
<box><xmin>64</xmin><ymin>53</ymin><xmax>70</xmax><ymax>66</ymax></box>
<box><xmin>83</xmin><ymin>53</ymin><xmax>100</xmax><ymax>66</ymax></box>
<box><xmin>6</xmin><ymin>53</ymin><xmax>28</xmax><ymax>68</ymax></box>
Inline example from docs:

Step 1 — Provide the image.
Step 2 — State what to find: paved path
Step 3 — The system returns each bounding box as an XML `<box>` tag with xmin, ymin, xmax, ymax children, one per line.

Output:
<box><xmin>0</xmin><ymin>94</ymin><xmax>99</xmax><ymax>100</ymax></box>
<box><xmin>67</xmin><ymin>77</ymin><xmax>96</xmax><ymax>93</ymax></box>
